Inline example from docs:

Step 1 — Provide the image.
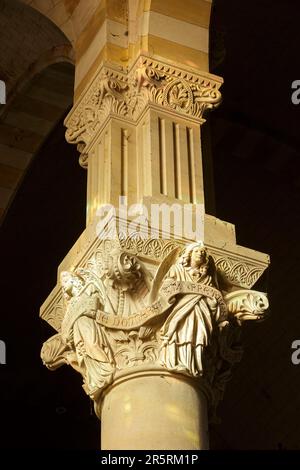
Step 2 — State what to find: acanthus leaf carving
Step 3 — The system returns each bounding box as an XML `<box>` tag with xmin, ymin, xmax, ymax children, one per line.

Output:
<box><xmin>225</xmin><ymin>289</ymin><xmax>269</xmax><ymax>325</ymax></box>
<box><xmin>127</xmin><ymin>62</ymin><xmax>222</xmax><ymax>121</ymax></box>
<box><xmin>65</xmin><ymin>69</ymin><xmax>129</xmax><ymax>153</ymax></box>
<box><xmin>64</xmin><ymin>57</ymin><xmax>222</xmax><ymax>164</ymax></box>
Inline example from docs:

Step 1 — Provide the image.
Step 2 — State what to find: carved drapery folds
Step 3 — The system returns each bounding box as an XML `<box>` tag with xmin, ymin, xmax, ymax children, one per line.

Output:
<box><xmin>41</xmin><ymin>241</ymin><xmax>268</xmax><ymax>417</ymax></box>
<box><xmin>64</xmin><ymin>57</ymin><xmax>222</xmax><ymax>166</ymax></box>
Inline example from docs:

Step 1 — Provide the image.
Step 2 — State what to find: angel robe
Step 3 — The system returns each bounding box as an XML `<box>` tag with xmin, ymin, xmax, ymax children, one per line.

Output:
<box><xmin>160</xmin><ymin>263</ymin><xmax>222</xmax><ymax>376</ymax></box>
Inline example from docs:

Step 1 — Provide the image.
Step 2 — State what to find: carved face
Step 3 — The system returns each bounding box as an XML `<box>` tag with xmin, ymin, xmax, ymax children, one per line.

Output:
<box><xmin>190</xmin><ymin>246</ymin><xmax>207</xmax><ymax>268</ymax></box>
<box><xmin>61</xmin><ymin>271</ymin><xmax>84</xmax><ymax>298</ymax></box>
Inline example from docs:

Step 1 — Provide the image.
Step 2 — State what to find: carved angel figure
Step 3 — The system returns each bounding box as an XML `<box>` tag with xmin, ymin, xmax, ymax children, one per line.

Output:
<box><xmin>41</xmin><ymin>250</ymin><xmax>153</xmax><ymax>396</ymax></box>
<box><xmin>160</xmin><ymin>242</ymin><xmax>226</xmax><ymax>376</ymax></box>
<box><xmin>41</xmin><ymin>270</ymin><xmax>115</xmax><ymax>397</ymax></box>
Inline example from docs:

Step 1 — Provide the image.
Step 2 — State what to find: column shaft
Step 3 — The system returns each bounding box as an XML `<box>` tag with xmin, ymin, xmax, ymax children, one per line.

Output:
<box><xmin>100</xmin><ymin>373</ymin><xmax>209</xmax><ymax>450</ymax></box>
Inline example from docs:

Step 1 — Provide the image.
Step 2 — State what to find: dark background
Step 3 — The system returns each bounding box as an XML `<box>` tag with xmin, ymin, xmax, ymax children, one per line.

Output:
<box><xmin>0</xmin><ymin>0</ymin><xmax>300</xmax><ymax>449</ymax></box>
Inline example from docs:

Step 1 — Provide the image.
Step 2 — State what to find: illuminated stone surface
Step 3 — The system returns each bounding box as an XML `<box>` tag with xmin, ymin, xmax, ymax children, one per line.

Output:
<box><xmin>40</xmin><ymin>0</ymin><xmax>270</xmax><ymax>450</ymax></box>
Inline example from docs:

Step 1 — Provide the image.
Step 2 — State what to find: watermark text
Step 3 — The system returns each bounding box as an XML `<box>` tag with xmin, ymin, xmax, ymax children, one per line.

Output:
<box><xmin>95</xmin><ymin>196</ymin><xmax>204</xmax><ymax>240</ymax></box>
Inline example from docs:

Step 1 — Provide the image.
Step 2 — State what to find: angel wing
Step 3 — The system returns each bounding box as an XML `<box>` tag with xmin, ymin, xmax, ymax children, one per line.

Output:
<box><xmin>148</xmin><ymin>246</ymin><xmax>181</xmax><ymax>304</ymax></box>
<box><xmin>75</xmin><ymin>268</ymin><xmax>106</xmax><ymax>301</ymax></box>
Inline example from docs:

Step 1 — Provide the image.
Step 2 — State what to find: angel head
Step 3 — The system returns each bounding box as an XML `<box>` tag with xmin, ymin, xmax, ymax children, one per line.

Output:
<box><xmin>61</xmin><ymin>271</ymin><xmax>85</xmax><ymax>299</ymax></box>
<box><xmin>181</xmin><ymin>242</ymin><xmax>208</xmax><ymax>269</ymax></box>
<box><xmin>180</xmin><ymin>241</ymin><xmax>218</xmax><ymax>287</ymax></box>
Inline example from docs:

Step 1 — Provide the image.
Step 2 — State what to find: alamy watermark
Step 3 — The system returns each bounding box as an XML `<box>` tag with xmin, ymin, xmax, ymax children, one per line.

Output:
<box><xmin>0</xmin><ymin>80</ymin><xmax>6</xmax><ymax>104</ymax></box>
<box><xmin>291</xmin><ymin>80</ymin><xmax>300</xmax><ymax>105</ymax></box>
<box><xmin>0</xmin><ymin>340</ymin><xmax>6</xmax><ymax>364</ymax></box>
<box><xmin>95</xmin><ymin>196</ymin><xmax>204</xmax><ymax>240</ymax></box>
<box><xmin>291</xmin><ymin>340</ymin><xmax>300</xmax><ymax>365</ymax></box>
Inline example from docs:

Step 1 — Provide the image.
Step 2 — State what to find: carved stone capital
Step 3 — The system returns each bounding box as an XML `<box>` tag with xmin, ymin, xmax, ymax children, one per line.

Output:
<box><xmin>65</xmin><ymin>67</ymin><xmax>128</xmax><ymax>156</ymax></box>
<box><xmin>41</xmin><ymin>241</ymin><xmax>269</xmax><ymax>418</ymax></box>
<box><xmin>127</xmin><ymin>57</ymin><xmax>222</xmax><ymax>122</ymax></box>
<box><xmin>64</xmin><ymin>57</ymin><xmax>223</xmax><ymax>164</ymax></box>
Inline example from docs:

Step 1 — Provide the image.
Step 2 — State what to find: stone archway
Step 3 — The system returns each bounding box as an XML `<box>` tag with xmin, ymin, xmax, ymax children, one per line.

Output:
<box><xmin>0</xmin><ymin>0</ymin><xmax>75</xmax><ymax>219</ymax></box>
<box><xmin>0</xmin><ymin>61</ymin><xmax>75</xmax><ymax>219</ymax></box>
<box><xmin>19</xmin><ymin>0</ymin><xmax>109</xmax><ymax>44</ymax></box>
<box><xmin>19</xmin><ymin>0</ymin><xmax>77</xmax><ymax>43</ymax></box>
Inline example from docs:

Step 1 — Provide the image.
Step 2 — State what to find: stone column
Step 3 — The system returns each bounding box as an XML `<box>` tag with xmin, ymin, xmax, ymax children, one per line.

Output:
<box><xmin>39</xmin><ymin>0</ymin><xmax>270</xmax><ymax>450</ymax></box>
<box><xmin>100</xmin><ymin>372</ymin><xmax>209</xmax><ymax>450</ymax></box>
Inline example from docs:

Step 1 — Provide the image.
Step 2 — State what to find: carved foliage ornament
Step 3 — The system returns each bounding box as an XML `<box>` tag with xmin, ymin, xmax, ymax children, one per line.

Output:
<box><xmin>41</xmin><ymin>242</ymin><xmax>268</xmax><ymax>416</ymax></box>
<box><xmin>65</xmin><ymin>69</ymin><xmax>129</xmax><ymax>156</ymax></box>
<box><xmin>130</xmin><ymin>64</ymin><xmax>221</xmax><ymax>122</ymax></box>
<box><xmin>65</xmin><ymin>58</ymin><xmax>222</xmax><ymax>152</ymax></box>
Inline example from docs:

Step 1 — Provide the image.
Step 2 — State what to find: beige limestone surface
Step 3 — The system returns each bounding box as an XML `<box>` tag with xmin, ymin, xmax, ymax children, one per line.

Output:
<box><xmin>38</xmin><ymin>0</ymin><xmax>270</xmax><ymax>451</ymax></box>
